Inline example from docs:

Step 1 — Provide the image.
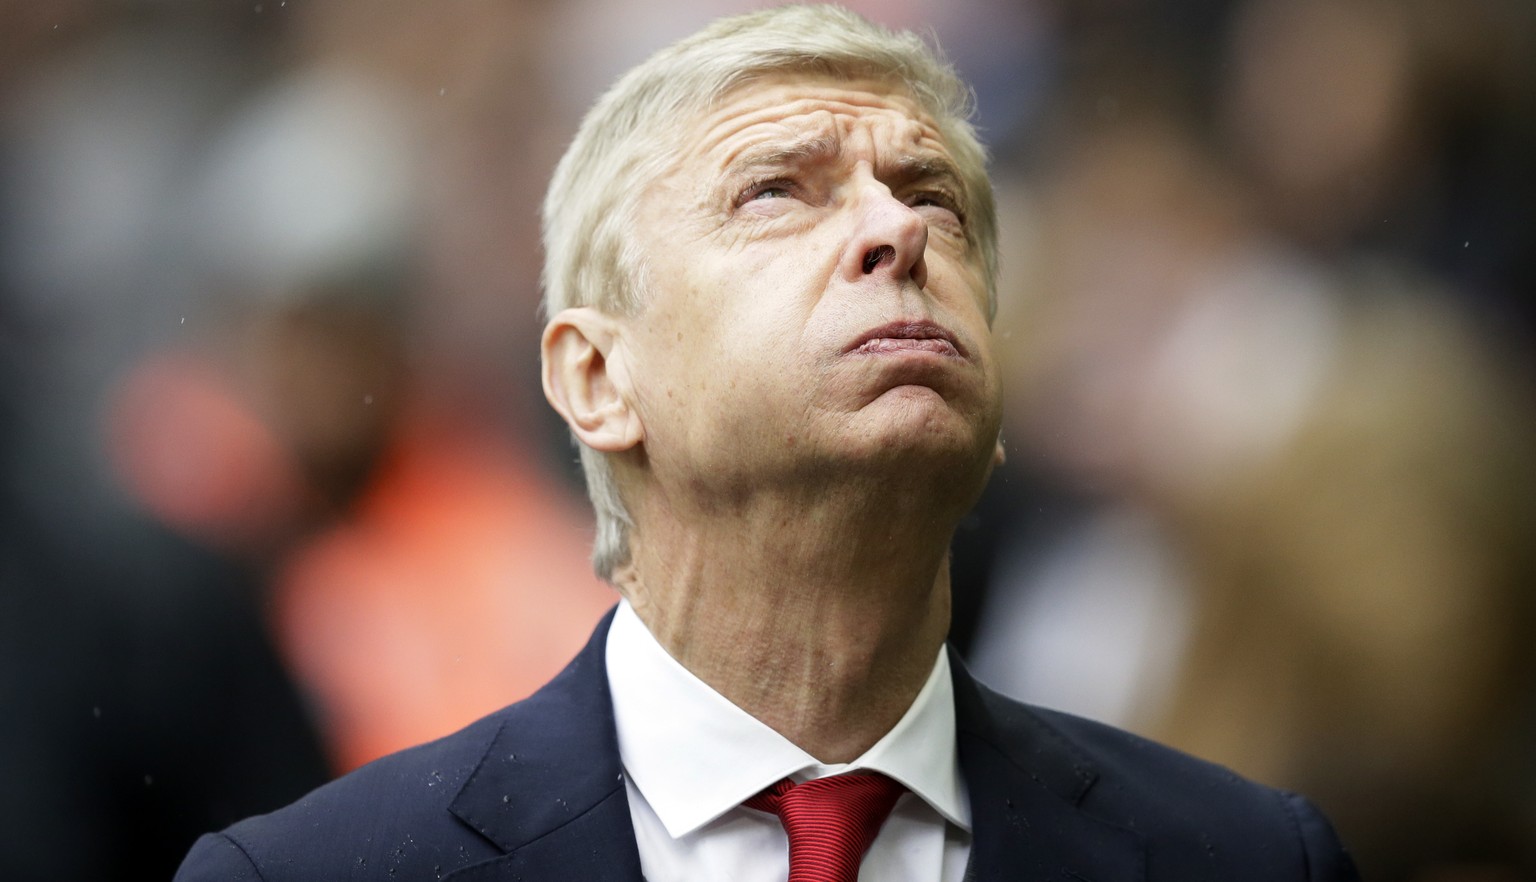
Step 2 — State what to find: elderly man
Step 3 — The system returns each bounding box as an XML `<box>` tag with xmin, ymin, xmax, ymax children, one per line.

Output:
<box><xmin>177</xmin><ymin>6</ymin><xmax>1358</xmax><ymax>880</ymax></box>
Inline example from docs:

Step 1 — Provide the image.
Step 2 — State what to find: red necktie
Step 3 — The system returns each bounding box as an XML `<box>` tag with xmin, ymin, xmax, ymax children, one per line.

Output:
<box><xmin>744</xmin><ymin>773</ymin><xmax>907</xmax><ymax>882</ymax></box>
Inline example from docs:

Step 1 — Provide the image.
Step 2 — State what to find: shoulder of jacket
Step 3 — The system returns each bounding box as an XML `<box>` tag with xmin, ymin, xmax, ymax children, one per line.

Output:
<box><xmin>212</xmin><ymin>708</ymin><xmax>514</xmax><ymax>876</ymax></box>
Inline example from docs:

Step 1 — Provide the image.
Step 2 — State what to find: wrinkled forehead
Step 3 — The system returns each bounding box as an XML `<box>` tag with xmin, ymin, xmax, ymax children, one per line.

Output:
<box><xmin>674</xmin><ymin>73</ymin><xmax>955</xmax><ymax>171</ymax></box>
<box><xmin>700</xmin><ymin>76</ymin><xmax>946</xmax><ymax>153</ymax></box>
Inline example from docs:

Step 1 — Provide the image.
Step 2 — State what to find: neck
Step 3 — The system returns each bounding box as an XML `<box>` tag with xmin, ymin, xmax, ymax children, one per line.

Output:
<box><xmin>614</xmin><ymin>478</ymin><xmax>963</xmax><ymax>763</ymax></box>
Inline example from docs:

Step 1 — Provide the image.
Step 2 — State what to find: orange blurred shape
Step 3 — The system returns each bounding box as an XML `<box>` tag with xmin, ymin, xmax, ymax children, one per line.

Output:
<box><xmin>274</xmin><ymin>418</ymin><xmax>615</xmax><ymax>772</ymax></box>
<box><xmin>106</xmin><ymin>352</ymin><xmax>309</xmax><ymax>554</ymax></box>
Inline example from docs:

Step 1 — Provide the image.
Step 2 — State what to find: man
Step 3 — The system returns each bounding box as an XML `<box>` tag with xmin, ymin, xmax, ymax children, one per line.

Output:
<box><xmin>177</xmin><ymin>6</ymin><xmax>1360</xmax><ymax>880</ymax></box>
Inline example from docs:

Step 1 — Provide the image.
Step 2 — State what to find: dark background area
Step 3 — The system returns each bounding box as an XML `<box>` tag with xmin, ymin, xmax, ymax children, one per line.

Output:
<box><xmin>2</xmin><ymin>1</ymin><xmax>1533</xmax><ymax>879</ymax></box>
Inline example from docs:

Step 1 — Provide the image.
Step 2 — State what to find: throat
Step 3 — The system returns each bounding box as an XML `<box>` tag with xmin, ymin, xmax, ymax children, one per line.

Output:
<box><xmin>620</xmin><ymin>532</ymin><xmax>953</xmax><ymax>763</ymax></box>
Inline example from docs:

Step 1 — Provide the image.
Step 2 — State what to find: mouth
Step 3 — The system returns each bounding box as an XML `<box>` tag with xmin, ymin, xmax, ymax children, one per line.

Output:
<box><xmin>845</xmin><ymin>320</ymin><xmax>964</xmax><ymax>358</ymax></box>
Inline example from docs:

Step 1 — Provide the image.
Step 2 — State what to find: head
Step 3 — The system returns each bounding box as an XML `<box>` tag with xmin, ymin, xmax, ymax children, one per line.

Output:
<box><xmin>542</xmin><ymin>4</ymin><xmax>1000</xmax><ymax>580</ymax></box>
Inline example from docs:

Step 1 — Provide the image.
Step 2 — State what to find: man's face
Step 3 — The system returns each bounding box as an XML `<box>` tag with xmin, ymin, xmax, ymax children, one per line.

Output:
<box><xmin>620</xmin><ymin>74</ymin><xmax>1002</xmax><ymax>494</ymax></box>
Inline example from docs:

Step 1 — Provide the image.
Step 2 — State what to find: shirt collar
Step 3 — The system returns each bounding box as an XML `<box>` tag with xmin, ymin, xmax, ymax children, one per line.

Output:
<box><xmin>605</xmin><ymin>599</ymin><xmax>971</xmax><ymax>839</ymax></box>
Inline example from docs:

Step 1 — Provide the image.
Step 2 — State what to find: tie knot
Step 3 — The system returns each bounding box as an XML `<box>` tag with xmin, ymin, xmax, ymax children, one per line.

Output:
<box><xmin>744</xmin><ymin>773</ymin><xmax>907</xmax><ymax>882</ymax></box>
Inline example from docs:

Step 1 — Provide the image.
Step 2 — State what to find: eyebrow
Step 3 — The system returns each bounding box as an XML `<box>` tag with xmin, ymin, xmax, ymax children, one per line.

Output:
<box><xmin>726</xmin><ymin>134</ymin><xmax>842</xmax><ymax>174</ymax></box>
<box><xmin>887</xmin><ymin>155</ymin><xmax>965</xmax><ymax>189</ymax></box>
<box><xmin>727</xmin><ymin>137</ymin><xmax>963</xmax><ymax>188</ymax></box>
<box><xmin>719</xmin><ymin>134</ymin><xmax>972</xmax><ymax>219</ymax></box>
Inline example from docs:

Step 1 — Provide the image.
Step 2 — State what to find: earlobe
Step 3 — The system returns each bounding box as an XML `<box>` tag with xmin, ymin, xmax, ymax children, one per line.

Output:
<box><xmin>542</xmin><ymin>308</ymin><xmax>644</xmax><ymax>453</ymax></box>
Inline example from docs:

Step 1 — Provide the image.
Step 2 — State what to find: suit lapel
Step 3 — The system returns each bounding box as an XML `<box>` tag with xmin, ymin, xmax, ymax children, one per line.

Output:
<box><xmin>436</xmin><ymin>611</ymin><xmax>1146</xmax><ymax>881</ymax></box>
<box><xmin>444</xmin><ymin>608</ymin><xmax>645</xmax><ymax>881</ymax></box>
<box><xmin>952</xmin><ymin>650</ymin><xmax>1147</xmax><ymax>882</ymax></box>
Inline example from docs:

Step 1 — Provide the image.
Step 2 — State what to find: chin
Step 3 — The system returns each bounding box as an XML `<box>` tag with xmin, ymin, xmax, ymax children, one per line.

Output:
<box><xmin>842</xmin><ymin>388</ymin><xmax>998</xmax><ymax>472</ymax></box>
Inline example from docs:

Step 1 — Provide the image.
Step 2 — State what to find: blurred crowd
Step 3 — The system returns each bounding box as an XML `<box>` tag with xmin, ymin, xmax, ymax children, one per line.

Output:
<box><xmin>1</xmin><ymin>1</ymin><xmax>1532</xmax><ymax>880</ymax></box>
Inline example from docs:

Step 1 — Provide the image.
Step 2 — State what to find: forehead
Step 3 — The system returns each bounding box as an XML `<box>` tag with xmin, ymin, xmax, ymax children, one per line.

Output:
<box><xmin>681</xmin><ymin>74</ymin><xmax>954</xmax><ymax>168</ymax></box>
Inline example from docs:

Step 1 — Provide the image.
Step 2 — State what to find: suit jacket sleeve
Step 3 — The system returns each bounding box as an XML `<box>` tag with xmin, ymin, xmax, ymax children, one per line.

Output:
<box><xmin>1284</xmin><ymin>792</ymin><xmax>1361</xmax><ymax>881</ymax></box>
<box><xmin>175</xmin><ymin>832</ymin><xmax>265</xmax><ymax>881</ymax></box>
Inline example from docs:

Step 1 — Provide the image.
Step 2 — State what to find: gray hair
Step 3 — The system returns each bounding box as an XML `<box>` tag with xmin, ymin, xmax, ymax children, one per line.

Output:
<box><xmin>541</xmin><ymin>3</ymin><xmax>997</xmax><ymax>580</ymax></box>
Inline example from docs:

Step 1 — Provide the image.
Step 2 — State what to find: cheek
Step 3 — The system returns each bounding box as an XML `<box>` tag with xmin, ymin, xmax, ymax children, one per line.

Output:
<box><xmin>638</xmin><ymin>229</ymin><xmax>842</xmax><ymax>400</ymax></box>
<box><xmin>643</xmin><ymin>299</ymin><xmax>777</xmax><ymax>422</ymax></box>
<box><xmin>927</xmin><ymin>249</ymin><xmax>989</xmax><ymax>305</ymax></box>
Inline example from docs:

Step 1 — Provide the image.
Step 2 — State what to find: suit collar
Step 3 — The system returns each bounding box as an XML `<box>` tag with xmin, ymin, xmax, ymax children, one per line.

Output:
<box><xmin>607</xmin><ymin>599</ymin><xmax>971</xmax><ymax>836</ymax></box>
<box><xmin>445</xmin><ymin>607</ymin><xmax>644</xmax><ymax>881</ymax></box>
<box><xmin>441</xmin><ymin>608</ymin><xmax>1144</xmax><ymax>881</ymax></box>
<box><xmin>951</xmin><ymin>647</ymin><xmax>1147</xmax><ymax>881</ymax></box>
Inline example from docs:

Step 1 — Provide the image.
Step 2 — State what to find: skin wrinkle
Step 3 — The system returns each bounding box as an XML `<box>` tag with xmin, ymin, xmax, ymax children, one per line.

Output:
<box><xmin>714</xmin><ymin>146</ymin><xmax>971</xmax><ymax>247</ymax></box>
<box><xmin>685</xmin><ymin>81</ymin><xmax>976</xmax><ymax>239</ymax></box>
<box><xmin>547</xmin><ymin>73</ymin><xmax>1001</xmax><ymax>761</ymax></box>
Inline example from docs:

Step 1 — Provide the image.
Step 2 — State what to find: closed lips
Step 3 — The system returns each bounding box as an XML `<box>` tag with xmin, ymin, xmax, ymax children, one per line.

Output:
<box><xmin>846</xmin><ymin>321</ymin><xmax>962</xmax><ymax>357</ymax></box>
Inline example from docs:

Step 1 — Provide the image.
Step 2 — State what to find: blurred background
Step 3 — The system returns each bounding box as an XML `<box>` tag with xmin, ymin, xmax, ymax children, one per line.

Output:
<box><xmin>0</xmin><ymin>0</ymin><xmax>1531</xmax><ymax>879</ymax></box>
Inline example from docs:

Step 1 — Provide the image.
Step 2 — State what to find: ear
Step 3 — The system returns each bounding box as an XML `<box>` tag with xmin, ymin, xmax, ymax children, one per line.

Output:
<box><xmin>542</xmin><ymin>308</ymin><xmax>643</xmax><ymax>453</ymax></box>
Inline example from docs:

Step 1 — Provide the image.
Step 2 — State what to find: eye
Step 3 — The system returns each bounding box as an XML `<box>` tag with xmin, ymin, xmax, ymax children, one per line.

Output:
<box><xmin>741</xmin><ymin>178</ymin><xmax>797</xmax><ymax>204</ymax></box>
<box><xmin>909</xmin><ymin>190</ymin><xmax>957</xmax><ymax>212</ymax></box>
<box><xmin>909</xmin><ymin>190</ymin><xmax>966</xmax><ymax>227</ymax></box>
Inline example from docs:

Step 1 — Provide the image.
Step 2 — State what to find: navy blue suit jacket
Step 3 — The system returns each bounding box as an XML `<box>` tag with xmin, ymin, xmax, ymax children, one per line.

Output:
<box><xmin>176</xmin><ymin>608</ymin><xmax>1360</xmax><ymax>880</ymax></box>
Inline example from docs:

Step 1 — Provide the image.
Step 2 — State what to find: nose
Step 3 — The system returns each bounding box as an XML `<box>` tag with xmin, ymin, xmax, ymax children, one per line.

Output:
<box><xmin>841</xmin><ymin>184</ymin><xmax>928</xmax><ymax>290</ymax></box>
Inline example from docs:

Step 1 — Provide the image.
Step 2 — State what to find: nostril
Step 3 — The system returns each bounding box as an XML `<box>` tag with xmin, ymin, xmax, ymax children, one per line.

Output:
<box><xmin>861</xmin><ymin>245</ymin><xmax>896</xmax><ymax>274</ymax></box>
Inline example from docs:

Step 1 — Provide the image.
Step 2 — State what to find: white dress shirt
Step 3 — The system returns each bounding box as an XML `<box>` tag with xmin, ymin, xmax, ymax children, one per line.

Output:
<box><xmin>606</xmin><ymin>600</ymin><xmax>972</xmax><ymax>882</ymax></box>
